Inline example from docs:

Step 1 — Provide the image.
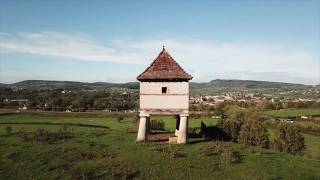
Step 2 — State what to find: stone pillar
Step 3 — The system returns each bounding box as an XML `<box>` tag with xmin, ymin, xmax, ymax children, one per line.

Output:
<box><xmin>177</xmin><ymin>115</ymin><xmax>188</xmax><ymax>144</ymax></box>
<box><xmin>137</xmin><ymin>116</ymin><xmax>147</xmax><ymax>142</ymax></box>
<box><xmin>175</xmin><ymin>115</ymin><xmax>180</xmax><ymax>136</ymax></box>
<box><xmin>146</xmin><ymin>116</ymin><xmax>151</xmax><ymax>135</ymax></box>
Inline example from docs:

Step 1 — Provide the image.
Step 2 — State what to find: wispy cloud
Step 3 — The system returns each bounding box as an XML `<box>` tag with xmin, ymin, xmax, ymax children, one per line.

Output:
<box><xmin>0</xmin><ymin>32</ymin><xmax>147</xmax><ymax>64</ymax></box>
<box><xmin>0</xmin><ymin>32</ymin><xmax>319</xmax><ymax>84</ymax></box>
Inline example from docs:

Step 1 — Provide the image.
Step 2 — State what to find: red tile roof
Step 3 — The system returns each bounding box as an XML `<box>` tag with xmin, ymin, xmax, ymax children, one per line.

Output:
<box><xmin>137</xmin><ymin>48</ymin><xmax>193</xmax><ymax>81</ymax></box>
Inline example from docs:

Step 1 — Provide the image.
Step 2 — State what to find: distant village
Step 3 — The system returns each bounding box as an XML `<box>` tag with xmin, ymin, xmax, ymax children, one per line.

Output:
<box><xmin>2</xmin><ymin>87</ymin><xmax>319</xmax><ymax>112</ymax></box>
<box><xmin>190</xmin><ymin>90</ymin><xmax>320</xmax><ymax>105</ymax></box>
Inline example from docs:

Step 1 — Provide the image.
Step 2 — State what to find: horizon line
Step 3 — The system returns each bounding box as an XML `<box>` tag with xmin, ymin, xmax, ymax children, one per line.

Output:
<box><xmin>0</xmin><ymin>78</ymin><xmax>317</xmax><ymax>86</ymax></box>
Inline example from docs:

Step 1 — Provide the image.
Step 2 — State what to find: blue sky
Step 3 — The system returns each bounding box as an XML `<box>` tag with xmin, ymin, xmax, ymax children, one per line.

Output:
<box><xmin>0</xmin><ymin>0</ymin><xmax>319</xmax><ymax>84</ymax></box>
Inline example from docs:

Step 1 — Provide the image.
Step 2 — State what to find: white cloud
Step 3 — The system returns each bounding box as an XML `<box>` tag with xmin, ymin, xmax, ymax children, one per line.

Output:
<box><xmin>0</xmin><ymin>32</ymin><xmax>319</xmax><ymax>84</ymax></box>
<box><xmin>0</xmin><ymin>32</ymin><xmax>146</xmax><ymax>64</ymax></box>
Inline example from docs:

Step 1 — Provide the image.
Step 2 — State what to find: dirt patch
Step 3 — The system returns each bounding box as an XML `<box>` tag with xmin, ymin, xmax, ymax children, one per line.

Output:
<box><xmin>148</xmin><ymin>133</ymin><xmax>172</xmax><ymax>142</ymax></box>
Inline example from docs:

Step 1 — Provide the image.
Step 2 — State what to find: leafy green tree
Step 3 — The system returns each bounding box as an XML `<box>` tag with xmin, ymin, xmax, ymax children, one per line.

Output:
<box><xmin>219</xmin><ymin>105</ymin><xmax>247</xmax><ymax>142</ymax></box>
<box><xmin>238</xmin><ymin>119</ymin><xmax>269</xmax><ymax>148</ymax></box>
<box><xmin>272</xmin><ymin>123</ymin><xmax>305</xmax><ymax>154</ymax></box>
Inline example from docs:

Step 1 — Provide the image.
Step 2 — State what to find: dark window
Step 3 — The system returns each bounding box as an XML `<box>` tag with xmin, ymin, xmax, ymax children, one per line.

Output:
<box><xmin>162</xmin><ymin>87</ymin><xmax>167</xmax><ymax>94</ymax></box>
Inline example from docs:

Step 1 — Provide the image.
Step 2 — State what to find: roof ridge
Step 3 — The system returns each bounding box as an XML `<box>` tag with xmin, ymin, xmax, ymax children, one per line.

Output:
<box><xmin>137</xmin><ymin>48</ymin><xmax>193</xmax><ymax>81</ymax></box>
<box><xmin>136</xmin><ymin>49</ymin><xmax>166</xmax><ymax>79</ymax></box>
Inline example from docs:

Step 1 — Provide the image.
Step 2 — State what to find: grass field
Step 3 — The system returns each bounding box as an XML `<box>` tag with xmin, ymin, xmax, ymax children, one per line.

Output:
<box><xmin>0</xmin><ymin>113</ymin><xmax>320</xmax><ymax>179</ymax></box>
<box><xmin>264</xmin><ymin>108</ymin><xmax>320</xmax><ymax>118</ymax></box>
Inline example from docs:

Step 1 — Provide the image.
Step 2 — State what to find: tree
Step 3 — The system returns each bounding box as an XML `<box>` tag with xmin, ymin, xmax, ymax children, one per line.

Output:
<box><xmin>262</xmin><ymin>101</ymin><xmax>275</xmax><ymax>110</ymax></box>
<box><xmin>272</xmin><ymin>123</ymin><xmax>305</xmax><ymax>154</ymax></box>
<box><xmin>274</xmin><ymin>102</ymin><xmax>283</xmax><ymax>111</ymax></box>
<box><xmin>238</xmin><ymin>119</ymin><xmax>269</xmax><ymax>148</ymax></box>
<box><xmin>219</xmin><ymin>105</ymin><xmax>247</xmax><ymax>142</ymax></box>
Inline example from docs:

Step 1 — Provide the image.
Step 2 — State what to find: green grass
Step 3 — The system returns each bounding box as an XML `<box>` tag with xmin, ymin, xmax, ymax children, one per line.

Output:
<box><xmin>0</xmin><ymin>113</ymin><xmax>320</xmax><ymax>179</ymax></box>
<box><xmin>264</xmin><ymin>108</ymin><xmax>320</xmax><ymax>118</ymax></box>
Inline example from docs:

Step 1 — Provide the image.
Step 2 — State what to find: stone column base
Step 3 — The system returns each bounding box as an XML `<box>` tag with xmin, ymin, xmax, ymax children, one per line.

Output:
<box><xmin>136</xmin><ymin>116</ymin><xmax>147</xmax><ymax>142</ymax></box>
<box><xmin>177</xmin><ymin>115</ymin><xmax>188</xmax><ymax>144</ymax></box>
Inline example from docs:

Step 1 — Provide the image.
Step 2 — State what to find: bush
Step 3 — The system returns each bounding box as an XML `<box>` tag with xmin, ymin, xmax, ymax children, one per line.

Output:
<box><xmin>218</xmin><ymin>105</ymin><xmax>247</xmax><ymax>142</ymax></box>
<box><xmin>18</xmin><ymin>130</ymin><xmax>30</xmax><ymax>142</ymax></box>
<box><xmin>191</xmin><ymin>113</ymin><xmax>202</xmax><ymax>119</ymax></box>
<box><xmin>117</xmin><ymin>116</ymin><xmax>124</xmax><ymax>123</ymax></box>
<box><xmin>36</xmin><ymin>128</ymin><xmax>71</xmax><ymax>143</ymax></box>
<box><xmin>5</xmin><ymin>126</ymin><xmax>12</xmax><ymax>135</ymax></box>
<box><xmin>188</xmin><ymin>127</ymin><xmax>202</xmax><ymax>138</ymax></box>
<box><xmin>127</xmin><ymin>118</ymin><xmax>166</xmax><ymax>133</ymax></box>
<box><xmin>127</xmin><ymin>121</ymin><xmax>139</xmax><ymax>133</ymax></box>
<box><xmin>221</xmin><ymin>147</ymin><xmax>241</xmax><ymax>164</ymax></box>
<box><xmin>200</xmin><ymin>122</ymin><xmax>230</xmax><ymax>140</ymax></box>
<box><xmin>238</xmin><ymin>119</ymin><xmax>270</xmax><ymax>148</ymax></box>
<box><xmin>201</xmin><ymin>143</ymin><xmax>241</xmax><ymax>164</ymax></box>
<box><xmin>71</xmin><ymin>160</ymin><xmax>105</xmax><ymax>179</ymax></box>
<box><xmin>150</xmin><ymin>119</ymin><xmax>165</xmax><ymax>131</ymax></box>
<box><xmin>18</xmin><ymin>128</ymin><xmax>72</xmax><ymax>143</ymax></box>
<box><xmin>272</xmin><ymin>123</ymin><xmax>305</xmax><ymax>154</ymax></box>
<box><xmin>219</xmin><ymin>106</ymin><xmax>266</xmax><ymax>143</ymax></box>
<box><xmin>220</xmin><ymin>118</ymin><xmax>243</xmax><ymax>142</ymax></box>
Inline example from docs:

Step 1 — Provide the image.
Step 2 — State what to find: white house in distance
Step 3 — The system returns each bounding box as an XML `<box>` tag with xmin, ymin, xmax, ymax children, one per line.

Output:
<box><xmin>136</xmin><ymin>47</ymin><xmax>193</xmax><ymax>144</ymax></box>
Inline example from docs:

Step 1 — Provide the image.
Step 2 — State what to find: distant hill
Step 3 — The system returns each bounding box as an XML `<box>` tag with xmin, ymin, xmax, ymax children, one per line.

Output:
<box><xmin>208</xmin><ymin>79</ymin><xmax>304</xmax><ymax>88</ymax></box>
<box><xmin>1</xmin><ymin>80</ymin><xmax>139</xmax><ymax>90</ymax></box>
<box><xmin>188</xmin><ymin>79</ymin><xmax>310</xmax><ymax>95</ymax></box>
<box><xmin>0</xmin><ymin>83</ymin><xmax>8</xmax><ymax>88</ymax></box>
<box><xmin>0</xmin><ymin>79</ymin><xmax>308</xmax><ymax>91</ymax></box>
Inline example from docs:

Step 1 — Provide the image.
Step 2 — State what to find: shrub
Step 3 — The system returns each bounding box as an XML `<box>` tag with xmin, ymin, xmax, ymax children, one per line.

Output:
<box><xmin>117</xmin><ymin>116</ymin><xmax>124</xmax><ymax>123</ymax></box>
<box><xmin>5</xmin><ymin>126</ymin><xmax>12</xmax><ymax>135</ymax></box>
<box><xmin>218</xmin><ymin>105</ymin><xmax>247</xmax><ymax>141</ymax></box>
<box><xmin>33</xmin><ymin>128</ymin><xmax>49</xmax><ymax>142</ymax></box>
<box><xmin>188</xmin><ymin>127</ymin><xmax>202</xmax><ymax>138</ymax></box>
<box><xmin>220</xmin><ymin>118</ymin><xmax>243</xmax><ymax>142</ymax></box>
<box><xmin>150</xmin><ymin>119</ymin><xmax>165</xmax><ymax>131</ymax></box>
<box><xmin>221</xmin><ymin>147</ymin><xmax>241</xmax><ymax>164</ymax></box>
<box><xmin>61</xmin><ymin>124</ymin><xmax>69</xmax><ymax>131</ymax></box>
<box><xmin>47</xmin><ymin>158</ymin><xmax>70</xmax><ymax>170</ymax></box>
<box><xmin>200</xmin><ymin>121</ymin><xmax>230</xmax><ymax>140</ymax></box>
<box><xmin>216</xmin><ymin>119</ymin><xmax>224</xmax><ymax>128</ymax></box>
<box><xmin>172</xmin><ymin>151</ymin><xmax>187</xmax><ymax>158</ymax></box>
<box><xmin>71</xmin><ymin>160</ymin><xmax>104</xmax><ymax>179</ymax></box>
<box><xmin>201</xmin><ymin>143</ymin><xmax>241</xmax><ymax>164</ymax></box>
<box><xmin>191</xmin><ymin>113</ymin><xmax>202</xmax><ymax>119</ymax></box>
<box><xmin>219</xmin><ymin>106</ymin><xmax>265</xmax><ymax>143</ymax></box>
<box><xmin>127</xmin><ymin>121</ymin><xmax>139</xmax><ymax>133</ymax></box>
<box><xmin>18</xmin><ymin>130</ymin><xmax>30</xmax><ymax>142</ymax></box>
<box><xmin>18</xmin><ymin>128</ymin><xmax>71</xmax><ymax>143</ymax></box>
<box><xmin>127</xmin><ymin>118</ymin><xmax>166</xmax><ymax>133</ymax></box>
<box><xmin>238</xmin><ymin>119</ymin><xmax>270</xmax><ymax>148</ymax></box>
<box><xmin>295</xmin><ymin>121</ymin><xmax>320</xmax><ymax>136</ymax></box>
<box><xmin>272</xmin><ymin>123</ymin><xmax>305</xmax><ymax>154</ymax></box>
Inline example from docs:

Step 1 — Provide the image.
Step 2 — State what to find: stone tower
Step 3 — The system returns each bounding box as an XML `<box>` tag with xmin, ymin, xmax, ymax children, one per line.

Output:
<box><xmin>136</xmin><ymin>47</ymin><xmax>193</xmax><ymax>144</ymax></box>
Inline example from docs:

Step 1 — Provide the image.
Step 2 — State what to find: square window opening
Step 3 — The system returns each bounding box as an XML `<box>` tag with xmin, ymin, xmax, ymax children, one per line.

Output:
<box><xmin>162</xmin><ymin>87</ymin><xmax>167</xmax><ymax>94</ymax></box>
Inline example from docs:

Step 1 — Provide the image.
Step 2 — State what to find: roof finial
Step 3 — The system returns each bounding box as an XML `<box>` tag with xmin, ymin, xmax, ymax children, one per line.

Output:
<box><xmin>162</xmin><ymin>44</ymin><xmax>165</xmax><ymax>50</ymax></box>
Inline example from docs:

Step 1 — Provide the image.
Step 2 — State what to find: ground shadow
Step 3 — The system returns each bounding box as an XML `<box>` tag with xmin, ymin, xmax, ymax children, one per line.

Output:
<box><xmin>189</xmin><ymin>121</ymin><xmax>231</xmax><ymax>141</ymax></box>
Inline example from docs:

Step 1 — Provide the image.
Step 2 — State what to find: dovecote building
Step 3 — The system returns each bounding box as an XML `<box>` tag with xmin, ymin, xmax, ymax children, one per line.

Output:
<box><xmin>136</xmin><ymin>47</ymin><xmax>193</xmax><ymax>144</ymax></box>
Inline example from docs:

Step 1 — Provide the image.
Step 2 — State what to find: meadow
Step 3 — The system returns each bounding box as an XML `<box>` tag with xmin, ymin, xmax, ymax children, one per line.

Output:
<box><xmin>0</xmin><ymin>113</ymin><xmax>320</xmax><ymax>179</ymax></box>
<box><xmin>264</xmin><ymin>108</ymin><xmax>320</xmax><ymax>118</ymax></box>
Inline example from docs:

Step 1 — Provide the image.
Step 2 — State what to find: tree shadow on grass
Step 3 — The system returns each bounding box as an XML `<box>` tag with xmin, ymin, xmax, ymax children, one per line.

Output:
<box><xmin>189</xmin><ymin>121</ymin><xmax>231</xmax><ymax>142</ymax></box>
